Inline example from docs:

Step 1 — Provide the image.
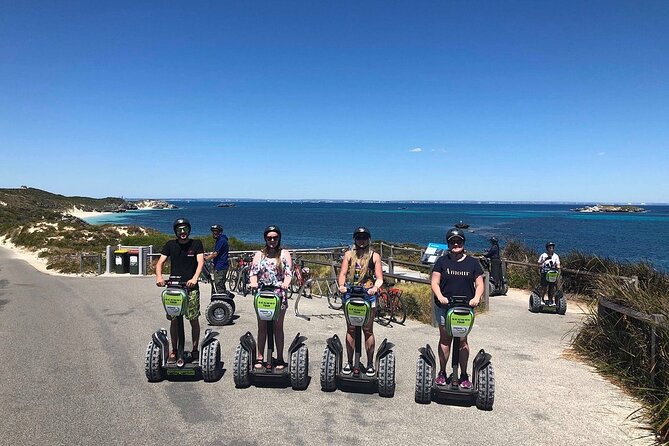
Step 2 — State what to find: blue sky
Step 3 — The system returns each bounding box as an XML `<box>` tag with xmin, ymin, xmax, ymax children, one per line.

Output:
<box><xmin>1</xmin><ymin>1</ymin><xmax>667</xmax><ymax>202</ymax></box>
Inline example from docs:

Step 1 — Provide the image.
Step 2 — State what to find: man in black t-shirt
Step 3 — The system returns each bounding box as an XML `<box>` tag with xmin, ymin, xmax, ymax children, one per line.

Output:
<box><xmin>431</xmin><ymin>228</ymin><xmax>484</xmax><ymax>389</ymax></box>
<box><xmin>156</xmin><ymin>218</ymin><xmax>205</xmax><ymax>363</ymax></box>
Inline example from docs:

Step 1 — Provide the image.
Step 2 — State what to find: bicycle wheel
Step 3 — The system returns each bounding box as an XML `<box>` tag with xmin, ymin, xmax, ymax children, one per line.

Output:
<box><xmin>376</xmin><ymin>292</ymin><xmax>392</xmax><ymax>326</ymax></box>
<box><xmin>228</xmin><ymin>268</ymin><xmax>239</xmax><ymax>292</ymax></box>
<box><xmin>391</xmin><ymin>294</ymin><xmax>407</xmax><ymax>325</ymax></box>
<box><xmin>327</xmin><ymin>281</ymin><xmax>343</xmax><ymax>310</ymax></box>
<box><xmin>285</xmin><ymin>276</ymin><xmax>295</xmax><ymax>299</ymax></box>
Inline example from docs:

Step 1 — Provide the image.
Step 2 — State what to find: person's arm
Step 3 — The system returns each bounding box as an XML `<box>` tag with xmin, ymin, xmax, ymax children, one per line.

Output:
<box><xmin>248</xmin><ymin>251</ymin><xmax>262</xmax><ymax>289</ymax></box>
<box><xmin>538</xmin><ymin>254</ymin><xmax>545</xmax><ymax>266</ymax></box>
<box><xmin>155</xmin><ymin>254</ymin><xmax>168</xmax><ymax>286</ymax></box>
<box><xmin>431</xmin><ymin>270</ymin><xmax>448</xmax><ymax>306</ymax></box>
<box><xmin>338</xmin><ymin>251</ymin><xmax>351</xmax><ymax>292</ymax></box>
<box><xmin>555</xmin><ymin>254</ymin><xmax>561</xmax><ymax>270</ymax></box>
<box><xmin>204</xmin><ymin>250</ymin><xmax>218</xmax><ymax>261</ymax></box>
<box><xmin>470</xmin><ymin>274</ymin><xmax>484</xmax><ymax>307</ymax></box>
<box><xmin>368</xmin><ymin>252</ymin><xmax>384</xmax><ymax>295</ymax></box>
<box><xmin>281</xmin><ymin>249</ymin><xmax>293</xmax><ymax>289</ymax></box>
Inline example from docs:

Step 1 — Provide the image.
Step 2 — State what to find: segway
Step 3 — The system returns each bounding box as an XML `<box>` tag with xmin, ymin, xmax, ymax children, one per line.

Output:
<box><xmin>320</xmin><ymin>286</ymin><xmax>396</xmax><ymax>397</ymax></box>
<box><xmin>415</xmin><ymin>296</ymin><xmax>495</xmax><ymax>409</ymax></box>
<box><xmin>202</xmin><ymin>261</ymin><xmax>236</xmax><ymax>326</ymax></box>
<box><xmin>479</xmin><ymin>257</ymin><xmax>508</xmax><ymax>296</ymax></box>
<box><xmin>232</xmin><ymin>285</ymin><xmax>309</xmax><ymax>390</ymax></box>
<box><xmin>529</xmin><ymin>269</ymin><xmax>566</xmax><ymax>315</ymax></box>
<box><xmin>145</xmin><ymin>278</ymin><xmax>223</xmax><ymax>382</ymax></box>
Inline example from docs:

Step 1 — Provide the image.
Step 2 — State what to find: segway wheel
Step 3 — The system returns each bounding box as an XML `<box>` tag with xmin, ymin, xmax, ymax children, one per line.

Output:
<box><xmin>377</xmin><ymin>351</ymin><xmax>396</xmax><ymax>398</ymax></box>
<box><xmin>556</xmin><ymin>291</ymin><xmax>567</xmax><ymax>315</ymax></box>
<box><xmin>501</xmin><ymin>283</ymin><xmax>509</xmax><ymax>296</ymax></box>
<box><xmin>233</xmin><ymin>344</ymin><xmax>251</xmax><ymax>388</ymax></box>
<box><xmin>476</xmin><ymin>362</ymin><xmax>495</xmax><ymax>411</ymax></box>
<box><xmin>145</xmin><ymin>340</ymin><xmax>164</xmax><ymax>382</ymax></box>
<box><xmin>201</xmin><ymin>339</ymin><xmax>223</xmax><ymax>382</ymax></box>
<box><xmin>529</xmin><ymin>292</ymin><xmax>542</xmax><ymax>313</ymax></box>
<box><xmin>290</xmin><ymin>344</ymin><xmax>309</xmax><ymax>390</ymax></box>
<box><xmin>205</xmin><ymin>300</ymin><xmax>234</xmax><ymax>326</ymax></box>
<box><xmin>488</xmin><ymin>280</ymin><xmax>495</xmax><ymax>297</ymax></box>
<box><xmin>320</xmin><ymin>346</ymin><xmax>337</xmax><ymax>392</ymax></box>
<box><xmin>414</xmin><ymin>356</ymin><xmax>433</xmax><ymax>404</ymax></box>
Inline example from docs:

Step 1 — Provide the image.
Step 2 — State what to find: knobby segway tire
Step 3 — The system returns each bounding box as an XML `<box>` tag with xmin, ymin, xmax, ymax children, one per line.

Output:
<box><xmin>501</xmin><ymin>283</ymin><xmax>509</xmax><ymax>295</ymax></box>
<box><xmin>476</xmin><ymin>362</ymin><xmax>495</xmax><ymax>411</ymax></box>
<box><xmin>290</xmin><ymin>344</ymin><xmax>309</xmax><ymax>390</ymax></box>
<box><xmin>377</xmin><ymin>351</ymin><xmax>396</xmax><ymax>398</ymax></box>
<box><xmin>205</xmin><ymin>300</ymin><xmax>234</xmax><ymax>326</ymax></box>
<box><xmin>415</xmin><ymin>356</ymin><xmax>433</xmax><ymax>404</ymax></box>
<box><xmin>233</xmin><ymin>344</ymin><xmax>251</xmax><ymax>388</ymax></box>
<box><xmin>556</xmin><ymin>291</ymin><xmax>567</xmax><ymax>315</ymax></box>
<box><xmin>320</xmin><ymin>346</ymin><xmax>338</xmax><ymax>392</ymax></box>
<box><xmin>201</xmin><ymin>339</ymin><xmax>223</xmax><ymax>382</ymax></box>
<box><xmin>488</xmin><ymin>280</ymin><xmax>495</xmax><ymax>297</ymax></box>
<box><xmin>529</xmin><ymin>292</ymin><xmax>542</xmax><ymax>313</ymax></box>
<box><xmin>145</xmin><ymin>340</ymin><xmax>164</xmax><ymax>382</ymax></box>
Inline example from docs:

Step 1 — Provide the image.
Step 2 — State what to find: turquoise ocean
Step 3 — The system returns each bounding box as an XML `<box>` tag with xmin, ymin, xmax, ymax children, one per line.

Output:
<box><xmin>86</xmin><ymin>201</ymin><xmax>669</xmax><ymax>272</ymax></box>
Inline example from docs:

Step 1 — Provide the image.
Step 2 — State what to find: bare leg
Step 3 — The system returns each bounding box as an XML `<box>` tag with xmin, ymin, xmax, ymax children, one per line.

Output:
<box><xmin>256</xmin><ymin>319</ymin><xmax>267</xmax><ymax>366</ymax></box>
<box><xmin>459</xmin><ymin>336</ymin><xmax>470</xmax><ymax>376</ymax></box>
<box><xmin>363</xmin><ymin>308</ymin><xmax>376</xmax><ymax>367</ymax></box>
<box><xmin>190</xmin><ymin>318</ymin><xmax>200</xmax><ymax>351</ymax></box>
<box><xmin>275</xmin><ymin>308</ymin><xmax>287</xmax><ymax>368</ymax></box>
<box><xmin>438</xmin><ymin>324</ymin><xmax>452</xmax><ymax>372</ymax></box>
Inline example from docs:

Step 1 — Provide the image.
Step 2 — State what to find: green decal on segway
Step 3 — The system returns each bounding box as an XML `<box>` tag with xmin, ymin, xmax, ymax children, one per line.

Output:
<box><xmin>254</xmin><ymin>293</ymin><xmax>281</xmax><ymax>321</ymax></box>
<box><xmin>446</xmin><ymin>308</ymin><xmax>475</xmax><ymax>338</ymax></box>
<box><xmin>345</xmin><ymin>300</ymin><xmax>370</xmax><ymax>327</ymax></box>
<box><xmin>545</xmin><ymin>270</ymin><xmax>559</xmax><ymax>283</ymax></box>
<box><xmin>167</xmin><ymin>368</ymin><xmax>197</xmax><ymax>376</ymax></box>
<box><xmin>162</xmin><ymin>288</ymin><xmax>188</xmax><ymax>317</ymax></box>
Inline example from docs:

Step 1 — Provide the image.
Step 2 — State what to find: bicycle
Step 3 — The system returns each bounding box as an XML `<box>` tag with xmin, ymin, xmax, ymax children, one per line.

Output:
<box><xmin>376</xmin><ymin>285</ymin><xmax>407</xmax><ymax>326</ymax></box>
<box><xmin>287</xmin><ymin>259</ymin><xmax>312</xmax><ymax>299</ymax></box>
<box><xmin>229</xmin><ymin>253</ymin><xmax>254</xmax><ymax>295</ymax></box>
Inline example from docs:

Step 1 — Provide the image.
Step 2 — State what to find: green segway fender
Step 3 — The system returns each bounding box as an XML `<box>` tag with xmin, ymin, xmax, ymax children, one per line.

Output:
<box><xmin>446</xmin><ymin>307</ymin><xmax>475</xmax><ymax>338</ymax></box>
<box><xmin>345</xmin><ymin>299</ymin><xmax>370</xmax><ymax>327</ymax></box>
<box><xmin>254</xmin><ymin>291</ymin><xmax>281</xmax><ymax>321</ymax></box>
<box><xmin>545</xmin><ymin>269</ymin><xmax>559</xmax><ymax>283</ymax></box>
<box><xmin>162</xmin><ymin>287</ymin><xmax>189</xmax><ymax>318</ymax></box>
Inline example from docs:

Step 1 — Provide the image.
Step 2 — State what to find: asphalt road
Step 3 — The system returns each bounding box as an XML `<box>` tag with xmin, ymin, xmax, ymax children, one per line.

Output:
<box><xmin>0</xmin><ymin>247</ymin><xmax>653</xmax><ymax>445</ymax></box>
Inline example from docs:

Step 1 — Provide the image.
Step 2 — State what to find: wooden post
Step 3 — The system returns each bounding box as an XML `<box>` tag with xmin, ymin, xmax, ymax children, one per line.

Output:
<box><xmin>388</xmin><ymin>257</ymin><xmax>394</xmax><ymax>274</ymax></box>
<box><xmin>483</xmin><ymin>271</ymin><xmax>490</xmax><ymax>310</ymax></box>
<box><xmin>79</xmin><ymin>253</ymin><xmax>84</xmax><ymax>274</ymax></box>
<box><xmin>97</xmin><ymin>253</ymin><xmax>102</xmax><ymax>275</ymax></box>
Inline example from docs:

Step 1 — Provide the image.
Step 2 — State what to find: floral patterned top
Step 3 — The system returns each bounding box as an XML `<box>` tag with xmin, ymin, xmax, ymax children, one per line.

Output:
<box><xmin>250</xmin><ymin>252</ymin><xmax>292</xmax><ymax>300</ymax></box>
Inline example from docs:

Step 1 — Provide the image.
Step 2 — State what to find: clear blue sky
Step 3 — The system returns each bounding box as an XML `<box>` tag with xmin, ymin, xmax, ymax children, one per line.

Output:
<box><xmin>1</xmin><ymin>1</ymin><xmax>667</xmax><ymax>202</ymax></box>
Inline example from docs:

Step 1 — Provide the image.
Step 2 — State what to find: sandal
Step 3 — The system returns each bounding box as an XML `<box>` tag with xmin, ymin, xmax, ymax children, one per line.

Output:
<box><xmin>254</xmin><ymin>358</ymin><xmax>264</xmax><ymax>369</ymax></box>
<box><xmin>168</xmin><ymin>351</ymin><xmax>177</xmax><ymax>363</ymax></box>
<box><xmin>190</xmin><ymin>350</ymin><xmax>199</xmax><ymax>362</ymax></box>
<box><xmin>275</xmin><ymin>360</ymin><xmax>288</xmax><ymax>370</ymax></box>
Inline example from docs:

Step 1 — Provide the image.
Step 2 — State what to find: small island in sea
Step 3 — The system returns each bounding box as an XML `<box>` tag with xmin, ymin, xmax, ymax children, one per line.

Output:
<box><xmin>572</xmin><ymin>204</ymin><xmax>646</xmax><ymax>213</ymax></box>
<box><xmin>134</xmin><ymin>199</ymin><xmax>177</xmax><ymax>210</ymax></box>
<box><xmin>217</xmin><ymin>203</ymin><xmax>236</xmax><ymax>208</ymax></box>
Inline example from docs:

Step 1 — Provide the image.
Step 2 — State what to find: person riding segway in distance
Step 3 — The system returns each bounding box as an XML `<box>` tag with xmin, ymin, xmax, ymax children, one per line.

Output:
<box><xmin>538</xmin><ymin>242</ymin><xmax>561</xmax><ymax>304</ymax></box>
<box><xmin>204</xmin><ymin>224</ymin><xmax>232</xmax><ymax>297</ymax></box>
<box><xmin>484</xmin><ymin>237</ymin><xmax>504</xmax><ymax>291</ymax></box>
<box><xmin>431</xmin><ymin>227</ymin><xmax>484</xmax><ymax>388</ymax></box>
<box><xmin>155</xmin><ymin>218</ymin><xmax>205</xmax><ymax>363</ymax></box>
<box><xmin>338</xmin><ymin>226</ymin><xmax>384</xmax><ymax>376</ymax></box>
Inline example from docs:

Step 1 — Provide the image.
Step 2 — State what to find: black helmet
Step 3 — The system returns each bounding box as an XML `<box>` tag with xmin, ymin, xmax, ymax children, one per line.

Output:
<box><xmin>263</xmin><ymin>225</ymin><xmax>282</xmax><ymax>244</ymax></box>
<box><xmin>210</xmin><ymin>224</ymin><xmax>223</xmax><ymax>232</ymax></box>
<box><xmin>353</xmin><ymin>226</ymin><xmax>371</xmax><ymax>239</ymax></box>
<box><xmin>446</xmin><ymin>227</ymin><xmax>466</xmax><ymax>243</ymax></box>
<box><xmin>490</xmin><ymin>237</ymin><xmax>498</xmax><ymax>245</ymax></box>
<box><xmin>546</xmin><ymin>242</ymin><xmax>555</xmax><ymax>249</ymax></box>
<box><xmin>173</xmin><ymin>218</ymin><xmax>191</xmax><ymax>235</ymax></box>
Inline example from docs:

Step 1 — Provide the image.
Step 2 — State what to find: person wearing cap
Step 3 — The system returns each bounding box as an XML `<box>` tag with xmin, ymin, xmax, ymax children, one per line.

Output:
<box><xmin>337</xmin><ymin>226</ymin><xmax>384</xmax><ymax>376</ymax></box>
<box><xmin>204</xmin><ymin>224</ymin><xmax>231</xmax><ymax>296</ymax></box>
<box><xmin>484</xmin><ymin>237</ymin><xmax>503</xmax><ymax>286</ymax></box>
<box><xmin>430</xmin><ymin>227</ymin><xmax>484</xmax><ymax>389</ymax></box>
<box><xmin>538</xmin><ymin>242</ymin><xmax>561</xmax><ymax>303</ymax></box>
<box><xmin>155</xmin><ymin>218</ymin><xmax>205</xmax><ymax>363</ymax></box>
<box><xmin>249</xmin><ymin>225</ymin><xmax>293</xmax><ymax>370</ymax></box>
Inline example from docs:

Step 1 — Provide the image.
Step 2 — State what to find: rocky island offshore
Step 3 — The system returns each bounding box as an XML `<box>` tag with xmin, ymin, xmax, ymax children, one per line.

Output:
<box><xmin>572</xmin><ymin>204</ymin><xmax>646</xmax><ymax>213</ymax></box>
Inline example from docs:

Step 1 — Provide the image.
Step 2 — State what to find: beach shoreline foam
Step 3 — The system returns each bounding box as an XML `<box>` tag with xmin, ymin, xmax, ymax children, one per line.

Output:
<box><xmin>65</xmin><ymin>207</ymin><xmax>115</xmax><ymax>221</ymax></box>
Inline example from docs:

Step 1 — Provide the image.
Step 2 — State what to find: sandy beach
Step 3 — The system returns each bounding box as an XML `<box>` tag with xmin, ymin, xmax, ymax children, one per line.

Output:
<box><xmin>65</xmin><ymin>207</ymin><xmax>115</xmax><ymax>220</ymax></box>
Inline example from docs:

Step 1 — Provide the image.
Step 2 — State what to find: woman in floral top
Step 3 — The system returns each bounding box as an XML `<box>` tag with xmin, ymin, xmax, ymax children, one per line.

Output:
<box><xmin>249</xmin><ymin>225</ymin><xmax>293</xmax><ymax>369</ymax></box>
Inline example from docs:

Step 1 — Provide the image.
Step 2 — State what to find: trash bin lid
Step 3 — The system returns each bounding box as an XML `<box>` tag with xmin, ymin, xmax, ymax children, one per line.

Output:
<box><xmin>129</xmin><ymin>249</ymin><xmax>139</xmax><ymax>254</ymax></box>
<box><xmin>114</xmin><ymin>249</ymin><xmax>129</xmax><ymax>254</ymax></box>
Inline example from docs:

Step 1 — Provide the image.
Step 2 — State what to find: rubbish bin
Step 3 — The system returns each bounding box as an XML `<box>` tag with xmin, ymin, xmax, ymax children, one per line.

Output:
<box><xmin>114</xmin><ymin>249</ymin><xmax>129</xmax><ymax>274</ymax></box>
<box><xmin>128</xmin><ymin>249</ymin><xmax>140</xmax><ymax>275</ymax></box>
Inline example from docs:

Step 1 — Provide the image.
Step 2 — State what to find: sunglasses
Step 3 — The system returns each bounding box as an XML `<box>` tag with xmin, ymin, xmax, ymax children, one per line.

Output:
<box><xmin>354</xmin><ymin>235</ymin><xmax>370</xmax><ymax>241</ymax></box>
<box><xmin>448</xmin><ymin>239</ymin><xmax>464</xmax><ymax>245</ymax></box>
<box><xmin>176</xmin><ymin>226</ymin><xmax>189</xmax><ymax>234</ymax></box>
<box><xmin>265</xmin><ymin>236</ymin><xmax>279</xmax><ymax>241</ymax></box>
